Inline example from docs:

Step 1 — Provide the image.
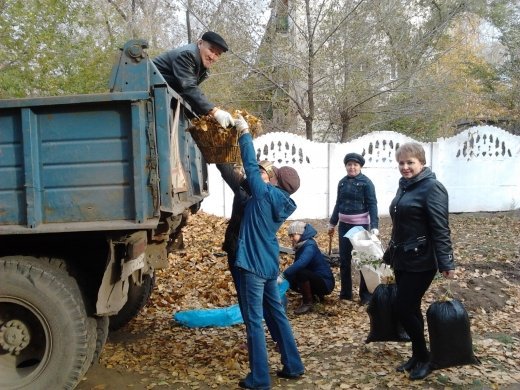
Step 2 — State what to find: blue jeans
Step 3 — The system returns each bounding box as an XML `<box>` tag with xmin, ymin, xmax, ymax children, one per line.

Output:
<box><xmin>231</xmin><ymin>265</ymin><xmax>282</xmax><ymax>344</ymax></box>
<box><xmin>239</xmin><ymin>269</ymin><xmax>304</xmax><ymax>389</ymax></box>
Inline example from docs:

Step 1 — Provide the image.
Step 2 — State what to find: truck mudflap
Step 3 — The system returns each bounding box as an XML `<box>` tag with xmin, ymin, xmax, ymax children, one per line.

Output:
<box><xmin>96</xmin><ymin>231</ymin><xmax>152</xmax><ymax>316</ymax></box>
<box><xmin>108</xmin><ymin>273</ymin><xmax>155</xmax><ymax>331</ymax></box>
<box><xmin>96</xmin><ymin>207</ymin><xmax>190</xmax><ymax>317</ymax></box>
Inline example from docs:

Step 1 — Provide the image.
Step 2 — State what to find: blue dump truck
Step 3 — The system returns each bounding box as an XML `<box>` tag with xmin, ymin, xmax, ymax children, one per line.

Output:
<box><xmin>0</xmin><ymin>40</ymin><xmax>209</xmax><ymax>389</ymax></box>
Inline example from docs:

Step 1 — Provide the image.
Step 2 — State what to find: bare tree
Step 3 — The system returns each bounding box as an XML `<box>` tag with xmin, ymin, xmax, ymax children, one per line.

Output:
<box><xmin>320</xmin><ymin>0</ymin><xmax>472</xmax><ymax>141</ymax></box>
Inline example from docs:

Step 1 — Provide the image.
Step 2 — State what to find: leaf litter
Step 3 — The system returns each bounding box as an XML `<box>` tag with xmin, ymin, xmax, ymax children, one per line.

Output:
<box><xmin>99</xmin><ymin>210</ymin><xmax>520</xmax><ymax>389</ymax></box>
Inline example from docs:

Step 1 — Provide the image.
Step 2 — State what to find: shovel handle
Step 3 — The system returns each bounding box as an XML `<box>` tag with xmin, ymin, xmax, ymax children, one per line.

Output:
<box><xmin>328</xmin><ymin>235</ymin><xmax>332</xmax><ymax>256</ymax></box>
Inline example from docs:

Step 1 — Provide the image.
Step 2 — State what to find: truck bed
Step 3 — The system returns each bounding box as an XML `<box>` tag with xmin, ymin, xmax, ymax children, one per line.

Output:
<box><xmin>0</xmin><ymin>89</ymin><xmax>206</xmax><ymax>234</ymax></box>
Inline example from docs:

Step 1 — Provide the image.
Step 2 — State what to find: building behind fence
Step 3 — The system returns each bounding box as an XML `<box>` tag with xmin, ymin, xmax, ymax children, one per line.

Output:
<box><xmin>201</xmin><ymin>126</ymin><xmax>520</xmax><ymax>220</ymax></box>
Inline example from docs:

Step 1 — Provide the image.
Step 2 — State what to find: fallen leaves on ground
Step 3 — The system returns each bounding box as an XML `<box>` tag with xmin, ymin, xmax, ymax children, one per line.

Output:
<box><xmin>100</xmin><ymin>211</ymin><xmax>520</xmax><ymax>389</ymax></box>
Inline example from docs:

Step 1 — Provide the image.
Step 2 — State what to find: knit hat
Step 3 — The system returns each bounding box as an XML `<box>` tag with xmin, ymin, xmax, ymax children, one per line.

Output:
<box><xmin>273</xmin><ymin>166</ymin><xmax>300</xmax><ymax>194</ymax></box>
<box><xmin>288</xmin><ymin>221</ymin><xmax>306</xmax><ymax>236</ymax></box>
<box><xmin>343</xmin><ymin>152</ymin><xmax>365</xmax><ymax>167</ymax></box>
<box><xmin>201</xmin><ymin>31</ymin><xmax>229</xmax><ymax>52</ymax></box>
<box><xmin>258</xmin><ymin>160</ymin><xmax>275</xmax><ymax>179</ymax></box>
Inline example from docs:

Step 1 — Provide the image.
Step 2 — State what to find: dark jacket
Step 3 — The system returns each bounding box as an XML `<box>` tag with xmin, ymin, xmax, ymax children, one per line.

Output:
<box><xmin>235</xmin><ymin>133</ymin><xmax>297</xmax><ymax>279</ymax></box>
<box><xmin>153</xmin><ymin>43</ymin><xmax>214</xmax><ymax>116</ymax></box>
<box><xmin>283</xmin><ymin>224</ymin><xmax>335</xmax><ymax>293</ymax></box>
<box><xmin>216</xmin><ymin>164</ymin><xmax>249</xmax><ymax>262</ymax></box>
<box><xmin>329</xmin><ymin>173</ymin><xmax>379</xmax><ymax>230</ymax></box>
<box><xmin>386</xmin><ymin>167</ymin><xmax>455</xmax><ymax>272</ymax></box>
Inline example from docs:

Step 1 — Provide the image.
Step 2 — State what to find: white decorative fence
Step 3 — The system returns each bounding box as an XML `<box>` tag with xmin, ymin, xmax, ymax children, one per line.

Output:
<box><xmin>201</xmin><ymin>126</ymin><xmax>520</xmax><ymax>220</ymax></box>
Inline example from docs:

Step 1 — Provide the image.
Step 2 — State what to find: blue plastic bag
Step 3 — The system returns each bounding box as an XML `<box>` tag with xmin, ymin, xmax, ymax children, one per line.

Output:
<box><xmin>173</xmin><ymin>279</ymin><xmax>290</xmax><ymax>328</ymax></box>
<box><xmin>174</xmin><ymin>304</ymin><xmax>243</xmax><ymax>327</ymax></box>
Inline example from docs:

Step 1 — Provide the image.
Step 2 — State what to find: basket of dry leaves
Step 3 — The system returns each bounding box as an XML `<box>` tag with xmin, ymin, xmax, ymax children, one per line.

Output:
<box><xmin>188</xmin><ymin>110</ymin><xmax>262</xmax><ymax>163</ymax></box>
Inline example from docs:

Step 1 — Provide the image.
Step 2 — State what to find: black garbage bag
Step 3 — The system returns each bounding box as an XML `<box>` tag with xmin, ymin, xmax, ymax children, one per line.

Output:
<box><xmin>427</xmin><ymin>299</ymin><xmax>480</xmax><ymax>369</ymax></box>
<box><xmin>366</xmin><ymin>283</ymin><xmax>410</xmax><ymax>343</ymax></box>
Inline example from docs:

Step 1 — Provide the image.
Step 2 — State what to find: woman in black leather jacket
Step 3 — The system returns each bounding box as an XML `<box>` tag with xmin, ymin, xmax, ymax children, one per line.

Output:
<box><xmin>384</xmin><ymin>142</ymin><xmax>455</xmax><ymax>380</ymax></box>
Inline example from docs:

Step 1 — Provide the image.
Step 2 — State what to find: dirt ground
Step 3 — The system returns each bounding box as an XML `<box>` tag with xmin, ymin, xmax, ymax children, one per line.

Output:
<box><xmin>77</xmin><ymin>211</ymin><xmax>520</xmax><ymax>390</ymax></box>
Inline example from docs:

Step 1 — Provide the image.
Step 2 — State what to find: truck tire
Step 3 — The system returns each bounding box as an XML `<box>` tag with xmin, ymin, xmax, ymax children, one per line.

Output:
<box><xmin>109</xmin><ymin>273</ymin><xmax>155</xmax><ymax>331</ymax></box>
<box><xmin>0</xmin><ymin>257</ymin><xmax>91</xmax><ymax>390</ymax></box>
<box><xmin>80</xmin><ymin>317</ymin><xmax>97</xmax><ymax>378</ymax></box>
<box><xmin>93</xmin><ymin>315</ymin><xmax>109</xmax><ymax>363</ymax></box>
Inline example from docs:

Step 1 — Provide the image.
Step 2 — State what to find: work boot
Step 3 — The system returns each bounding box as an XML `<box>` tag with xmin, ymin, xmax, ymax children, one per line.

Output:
<box><xmin>294</xmin><ymin>303</ymin><xmax>313</xmax><ymax>314</ymax></box>
<box><xmin>409</xmin><ymin>361</ymin><xmax>432</xmax><ymax>380</ymax></box>
<box><xmin>396</xmin><ymin>355</ymin><xmax>419</xmax><ymax>372</ymax></box>
<box><xmin>294</xmin><ymin>281</ymin><xmax>313</xmax><ymax>315</ymax></box>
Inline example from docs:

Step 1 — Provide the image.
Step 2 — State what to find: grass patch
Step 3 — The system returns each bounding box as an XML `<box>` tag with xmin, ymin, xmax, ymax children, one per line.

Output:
<box><xmin>485</xmin><ymin>332</ymin><xmax>514</xmax><ymax>344</ymax></box>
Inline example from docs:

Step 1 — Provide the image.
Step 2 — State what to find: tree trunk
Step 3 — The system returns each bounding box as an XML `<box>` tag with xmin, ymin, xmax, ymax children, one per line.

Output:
<box><xmin>305</xmin><ymin>117</ymin><xmax>313</xmax><ymax>141</ymax></box>
<box><xmin>340</xmin><ymin>109</ymin><xmax>351</xmax><ymax>142</ymax></box>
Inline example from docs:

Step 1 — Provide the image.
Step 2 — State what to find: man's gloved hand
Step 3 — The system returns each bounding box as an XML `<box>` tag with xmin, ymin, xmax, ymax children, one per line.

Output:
<box><xmin>370</xmin><ymin>228</ymin><xmax>379</xmax><ymax>236</ymax></box>
<box><xmin>234</xmin><ymin>114</ymin><xmax>249</xmax><ymax>135</ymax></box>
<box><xmin>327</xmin><ymin>224</ymin><xmax>335</xmax><ymax>237</ymax></box>
<box><xmin>213</xmin><ymin>109</ymin><xmax>235</xmax><ymax>128</ymax></box>
<box><xmin>277</xmin><ymin>273</ymin><xmax>285</xmax><ymax>284</ymax></box>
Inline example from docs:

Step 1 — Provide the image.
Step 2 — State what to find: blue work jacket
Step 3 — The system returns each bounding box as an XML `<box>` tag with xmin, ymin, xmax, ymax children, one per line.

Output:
<box><xmin>235</xmin><ymin>133</ymin><xmax>297</xmax><ymax>279</ymax></box>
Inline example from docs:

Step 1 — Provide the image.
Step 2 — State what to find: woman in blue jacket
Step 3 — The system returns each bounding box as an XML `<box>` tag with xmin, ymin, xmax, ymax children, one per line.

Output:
<box><xmin>281</xmin><ymin>222</ymin><xmax>335</xmax><ymax>314</ymax></box>
<box><xmin>328</xmin><ymin>153</ymin><xmax>379</xmax><ymax>304</ymax></box>
<box><xmin>234</xmin><ymin>116</ymin><xmax>304</xmax><ymax>389</ymax></box>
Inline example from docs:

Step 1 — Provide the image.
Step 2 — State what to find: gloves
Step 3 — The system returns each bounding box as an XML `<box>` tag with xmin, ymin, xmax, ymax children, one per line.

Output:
<box><xmin>213</xmin><ymin>109</ymin><xmax>235</xmax><ymax>128</ymax></box>
<box><xmin>234</xmin><ymin>114</ymin><xmax>249</xmax><ymax>136</ymax></box>
<box><xmin>371</xmin><ymin>228</ymin><xmax>379</xmax><ymax>236</ymax></box>
<box><xmin>277</xmin><ymin>274</ymin><xmax>285</xmax><ymax>284</ymax></box>
<box><xmin>327</xmin><ymin>224</ymin><xmax>335</xmax><ymax>237</ymax></box>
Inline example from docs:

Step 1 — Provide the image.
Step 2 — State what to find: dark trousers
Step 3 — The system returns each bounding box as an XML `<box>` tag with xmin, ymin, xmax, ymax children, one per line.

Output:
<box><xmin>289</xmin><ymin>269</ymin><xmax>330</xmax><ymax>297</ymax></box>
<box><xmin>338</xmin><ymin>222</ymin><xmax>370</xmax><ymax>300</ymax></box>
<box><xmin>394</xmin><ymin>269</ymin><xmax>437</xmax><ymax>361</ymax></box>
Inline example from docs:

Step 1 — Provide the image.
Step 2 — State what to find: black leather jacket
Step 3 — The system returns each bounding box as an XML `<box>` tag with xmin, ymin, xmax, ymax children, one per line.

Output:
<box><xmin>153</xmin><ymin>43</ymin><xmax>214</xmax><ymax>116</ymax></box>
<box><xmin>216</xmin><ymin>164</ymin><xmax>249</xmax><ymax>263</ymax></box>
<box><xmin>385</xmin><ymin>167</ymin><xmax>455</xmax><ymax>272</ymax></box>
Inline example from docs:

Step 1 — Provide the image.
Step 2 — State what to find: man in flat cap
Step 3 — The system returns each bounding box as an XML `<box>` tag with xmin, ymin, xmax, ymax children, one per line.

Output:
<box><xmin>153</xmin><ymin>31</ymin><xmax>234</xmax><ymax>128</ymax></box>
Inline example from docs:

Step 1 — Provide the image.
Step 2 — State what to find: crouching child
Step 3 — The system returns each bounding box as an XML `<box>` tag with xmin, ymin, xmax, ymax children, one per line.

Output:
<box><xmin>280</xmin><ymin>221</ymin><xmax>335</xmax><ymax>314</ymax></box>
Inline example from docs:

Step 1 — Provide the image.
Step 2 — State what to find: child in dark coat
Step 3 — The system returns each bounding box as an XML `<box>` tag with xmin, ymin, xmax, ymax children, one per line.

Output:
<box><xmin>280</xmin><ymin>221</ymin><xmax>335</xmax><ymax>314</ymax></box>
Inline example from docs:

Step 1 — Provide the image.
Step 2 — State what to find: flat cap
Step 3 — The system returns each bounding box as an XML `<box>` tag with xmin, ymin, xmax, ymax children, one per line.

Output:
<box><xmin>343</xmin><ymin>152</ymin><xmax>365</xmax><ymax>167</ymax></box>
<box><xmin>201</xmin><ymin>31</ymin><xmax>229</xmax><ymax>52</ymax></box>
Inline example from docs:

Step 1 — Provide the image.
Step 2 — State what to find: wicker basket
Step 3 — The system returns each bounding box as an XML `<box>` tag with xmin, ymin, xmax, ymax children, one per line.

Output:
<box><xmin>199</xmin><ymin>145</ymin><xmax>241</xmax><ymax>164</ymax></box>
<box><xmin>188</xmin><ymin>110</ymin><xmax>261</xmax><ymax>164</ymax></box>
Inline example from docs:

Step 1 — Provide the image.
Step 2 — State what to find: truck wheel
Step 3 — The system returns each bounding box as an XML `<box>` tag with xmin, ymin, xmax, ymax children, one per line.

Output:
<box><xmin>109</xmin><ymin>273</ymin><xmax>155</xmax><ymax>331</ymax></box>
<box><xmin>0</xmin><ymin>257</ymin><xmax>91</xmax><ymax>390</ymax></box>
<box><xmin>79</xmin><ymin>317</ymin><xmax>97</xmax><ymax>378</ymax></box>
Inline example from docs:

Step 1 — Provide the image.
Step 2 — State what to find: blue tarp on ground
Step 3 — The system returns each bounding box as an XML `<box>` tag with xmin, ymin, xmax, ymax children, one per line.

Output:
<box><xmin>173</xmin><ymin>279</ymin><xmax>290</xmax><ymax>328</ymax></box>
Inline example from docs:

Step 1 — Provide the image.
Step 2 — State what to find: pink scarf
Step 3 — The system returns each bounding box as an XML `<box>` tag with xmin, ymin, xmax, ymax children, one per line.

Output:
<box><xmin>338</xmin><ymin>212</ymin><xmax>370</xmax><ymax>225</ymax></box>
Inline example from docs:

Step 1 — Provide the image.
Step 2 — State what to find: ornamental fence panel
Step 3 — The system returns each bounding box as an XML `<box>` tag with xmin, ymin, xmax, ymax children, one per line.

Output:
<box><xmin>201</xmin><ymin>126</ymin><xmax>520</xmax><ymax>220</ymax></box>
